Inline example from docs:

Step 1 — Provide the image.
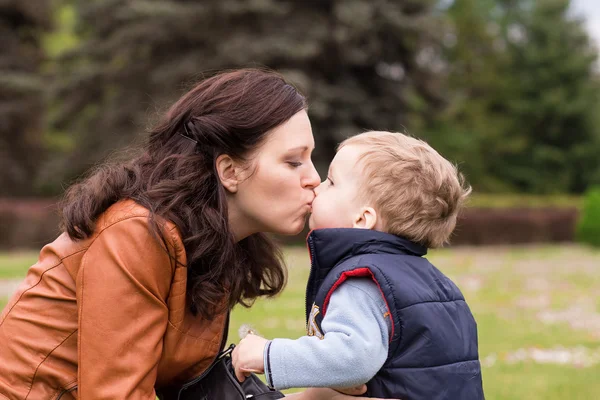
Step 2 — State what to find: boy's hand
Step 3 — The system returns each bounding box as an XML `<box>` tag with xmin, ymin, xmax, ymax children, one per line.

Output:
<box><xmin>286</xmin><ymin>387</ymin><xmax>401</xmax><ymax>400</ymax></box>
<box><xmin>332</xmin><ymin>385</ymin><xmax>368</xmax><ymax>396</ymax></box>
<box><xmin>232</xmin><ymin>334</ymin><xmax>269</xmax><ymax>382</ymax></box>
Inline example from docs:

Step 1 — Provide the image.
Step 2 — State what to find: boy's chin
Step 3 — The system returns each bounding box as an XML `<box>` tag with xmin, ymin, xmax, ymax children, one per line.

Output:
<box><xmin>308</xmin><ymin>220</ymin><xmax>326</xmax><ymax>231</ymax></box>
<box><xmin>308</xmin><ymin>215</ymin><xmax>315</xmax><ymax>230</ymax></box>
<box><xmin>308</xmin><ymin>217</ymin><xmax>325</xmax><ymax>231</ymax></box>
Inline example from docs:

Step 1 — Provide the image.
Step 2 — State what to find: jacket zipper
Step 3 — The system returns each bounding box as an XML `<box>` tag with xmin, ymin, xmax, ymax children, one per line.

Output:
<box><xmin>56</xmin><ymin>314</ymin><xmax>231</xmax><ymax>400</ymax></box>
<box><xmin>177</xmin><ymin>311</ymin><xmax>231</xmax><ymax>397</ymax></box>
<box><xmin>305</xmin><ymin>236</ymin><xmax>317</xmax><ymax>323</ymax></box>
<box><xmin>178</xmin><ymin>343</ymin><xmax>235</xmax><ymax>391</ymax></box>
<box><xmin>219</xmin><ymin>310</ymin><xmax>231</xmax><ymax>352</ymax></box>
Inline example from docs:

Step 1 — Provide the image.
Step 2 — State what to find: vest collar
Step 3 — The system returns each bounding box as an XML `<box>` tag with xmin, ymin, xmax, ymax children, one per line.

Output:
<box><xmin>307</xmin><ymin>228</ymin><xmax>427</xmax><ymax>272</ymax></box>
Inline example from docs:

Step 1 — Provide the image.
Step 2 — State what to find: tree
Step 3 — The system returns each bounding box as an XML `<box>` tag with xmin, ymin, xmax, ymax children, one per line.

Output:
<box><xmin>426</xmin><ymin>0</ymin><xmax>514</xmax><ymax>192</ymax></box>
<box><xmin>436</xmin><ymin>0</ymin><xmax>600</xmax><ymax>194</ymax></box>
<box><xmin>0</xmin><ymin>1</ymin><xmax>51</xmax><ymax>196</ymax></box>
<box><xmin>493</xmin><ymin>0</ymin><xmax>600</xmax><ymax>193</ymax></box>
<box><xmin>50</xmin><ymin>0</ymin><xmax>444</xmax><ymax>189</ymax></box>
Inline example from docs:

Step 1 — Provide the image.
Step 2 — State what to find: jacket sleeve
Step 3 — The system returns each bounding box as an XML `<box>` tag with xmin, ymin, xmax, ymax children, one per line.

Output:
<box><xmin>76</xmin><ymin>216</ymin><xmax>176</xmax><ymax>399</ymax></box>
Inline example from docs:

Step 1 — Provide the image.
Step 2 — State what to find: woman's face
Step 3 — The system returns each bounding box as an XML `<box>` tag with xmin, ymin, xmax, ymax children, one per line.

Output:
<box><xmin>229</xmin><ymin>110</ymin><xmax>320</xmax><ymax>238</ymax></box>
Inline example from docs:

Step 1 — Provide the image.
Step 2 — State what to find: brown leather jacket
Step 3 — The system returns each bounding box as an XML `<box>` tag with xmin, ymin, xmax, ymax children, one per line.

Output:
<box><xmin>0</xmin><ymin>200</ymin><xmax>227</xmax><ymax>399</ymax></box>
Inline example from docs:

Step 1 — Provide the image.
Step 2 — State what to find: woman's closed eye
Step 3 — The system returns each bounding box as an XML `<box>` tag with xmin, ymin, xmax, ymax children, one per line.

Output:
<box><xmin>327</xmin><ymin>176</ymin><xmax>334</xmax><ymax>186</ymax></box>
<box><xmin>287</xmin><ymin>161</ymin><xmax>302</xmax><ymax>168</ymax></box>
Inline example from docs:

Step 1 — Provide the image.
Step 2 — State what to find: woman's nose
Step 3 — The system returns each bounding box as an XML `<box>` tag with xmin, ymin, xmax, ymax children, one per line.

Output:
<box><xmin>313</xmin><ymin>180</ymin><xmax>326</xmax><ymax>196</ymax></box>
<box><xmin>302</xmin><ymin>163</ymin><xmax>321</xmax><ymax>190</ymax></box>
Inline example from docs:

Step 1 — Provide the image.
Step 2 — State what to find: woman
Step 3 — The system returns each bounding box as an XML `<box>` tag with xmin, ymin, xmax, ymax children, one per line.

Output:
<box><xmin>0</xmin><ymin>69</ymin><xmax>388</xmax><ymax>399</ymax></box>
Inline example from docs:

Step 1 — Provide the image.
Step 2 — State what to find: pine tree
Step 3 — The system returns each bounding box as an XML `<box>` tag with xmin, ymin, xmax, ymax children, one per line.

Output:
<box><xmin>428</xmin><ymin>0</ymin><xmax>514</xmax><ymax>192</ymax></box>
<box><xmin>0</xmin><ymin>1</ymin><xmax>52</xmax><ymax>196</ymax></box>
<box><xmin>434</xmin><ymin>0</ymin><xmax>600</xmax><ymax>193</ymax></box>
<box><xmin>51</xmin><ymin>0</ymin><xmax>444</xmax><ymax>186</ymax></box>
<box><xmin>496</xmin><ymin>0</ymin><xmax>600</xmax><ymax>193</ymax></box>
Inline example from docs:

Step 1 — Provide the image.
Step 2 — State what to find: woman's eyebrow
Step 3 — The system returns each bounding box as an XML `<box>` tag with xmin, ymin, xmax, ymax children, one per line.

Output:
<box><xmin>287</xmin><ymin>146</ymin><xmax>309</xmax><ymax>152</ymax></box>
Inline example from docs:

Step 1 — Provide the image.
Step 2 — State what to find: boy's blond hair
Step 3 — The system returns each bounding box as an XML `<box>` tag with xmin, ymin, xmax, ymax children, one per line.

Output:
<box><xmin>340</xmin><ymin>131</ymin><xmax>471</xmax><ymax>248</ymax></box>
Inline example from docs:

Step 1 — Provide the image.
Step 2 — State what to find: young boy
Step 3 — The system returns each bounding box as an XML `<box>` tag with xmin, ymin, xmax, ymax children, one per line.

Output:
<box><xmin>232</xmin><ymin>131</ymin><xmax>484</xmax><ymax>399</ymax></box>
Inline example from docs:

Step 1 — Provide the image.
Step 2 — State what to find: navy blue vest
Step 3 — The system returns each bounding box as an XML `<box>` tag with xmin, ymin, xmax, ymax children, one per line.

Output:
<box><xmin>305</xmin><ymin>228</ymin><xmax>484</xmax><ymax>400</ymax></box>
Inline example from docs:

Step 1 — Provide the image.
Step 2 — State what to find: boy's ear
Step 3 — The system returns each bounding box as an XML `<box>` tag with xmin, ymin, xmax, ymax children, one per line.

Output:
<box><xmin>353</xmin><ymin>206</ymin><xmax>378</xmax><ymax>230</ymax></box>
<box><xmin>216</xmin><ymin>154</ymin><xmax>240</xmax><ymax>193</ymax></box>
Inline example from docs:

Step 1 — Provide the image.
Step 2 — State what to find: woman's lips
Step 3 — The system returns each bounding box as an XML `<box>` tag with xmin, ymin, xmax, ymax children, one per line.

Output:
<box><xmin>303</xmin><ymin>203</ymin><xmax>313</xmax><ymax>217</ymax></box>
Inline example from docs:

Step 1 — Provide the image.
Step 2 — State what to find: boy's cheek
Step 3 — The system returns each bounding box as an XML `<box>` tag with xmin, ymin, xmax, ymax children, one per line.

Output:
<box><xmin>309</xmin><ymin>211</ymin><xmax>334</xmax><ymax>230</ymax></box>
<box><xmin>310</xmin><ymin>199</ymin><xmax>345</xmax><ymax>230</ymax></box>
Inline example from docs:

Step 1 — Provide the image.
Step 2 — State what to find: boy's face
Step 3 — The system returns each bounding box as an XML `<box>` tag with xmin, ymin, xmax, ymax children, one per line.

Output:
<box><xmin>309</xmin><ymin>144</ymin><xmax>365</xmax><ymax>230</ymax></box>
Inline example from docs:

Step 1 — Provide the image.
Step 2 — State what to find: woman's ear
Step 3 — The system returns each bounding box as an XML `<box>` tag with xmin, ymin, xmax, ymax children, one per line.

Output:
<box><xmin>216</xmin><ymin>154</ymin><xmax>239</xmax><ymax>193</ymax></box>
<box><xmin>353</xmin><ymin>206</ymin><xmax>378</xmax><ymax>230</ymax></box>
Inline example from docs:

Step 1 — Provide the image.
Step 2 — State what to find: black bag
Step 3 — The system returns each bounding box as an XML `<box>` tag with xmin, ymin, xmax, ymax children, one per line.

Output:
<box><xmin>157</xmin><ymin>344</ymin><xmax>285</xmax><ymax>400</ymax></box>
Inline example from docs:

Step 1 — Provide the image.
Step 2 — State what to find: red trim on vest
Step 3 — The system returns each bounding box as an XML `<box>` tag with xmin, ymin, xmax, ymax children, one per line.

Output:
<box><xmin>321</xmin><ymin>267</ymin><xmax>395</xmax><ymax>342</ymax></box>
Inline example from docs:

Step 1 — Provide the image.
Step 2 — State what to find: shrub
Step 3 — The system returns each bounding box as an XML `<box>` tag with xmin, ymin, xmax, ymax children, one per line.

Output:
<box><xmin>468</xmin><ymin>194</ymin><xmax>582</xmax><ymax>209</ymax></box>
<box><xmin>453</xmin><ymin>207</ymin><xmax>578</xmax><ymax>246</ymax></box>
<box><xmin>576</xmin><ymin>186</ymin><xmax>600</xmax><ymax>247</ymax></box>
<box><xmin>0</xmin><ymin>198</ymin><xmax>61</xmax><ymax>250</ymax></box>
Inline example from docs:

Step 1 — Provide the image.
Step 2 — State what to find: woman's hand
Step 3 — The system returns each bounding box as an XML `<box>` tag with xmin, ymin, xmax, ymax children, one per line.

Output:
<box><xmin>231</xmin><ymin>334</ymin><xmax>269</xmax><ymax>381</ymax></box>
<box><xmin>286</xmin><ymin>387</ymin><xmax>400</xmax><ymax>400</ymax></box>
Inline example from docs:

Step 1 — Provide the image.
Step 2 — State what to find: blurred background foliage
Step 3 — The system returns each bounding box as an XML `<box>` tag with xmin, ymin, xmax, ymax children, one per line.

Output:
<box><xmin>0</xmin><ymin>0</ymin><xmax>52</xmax><ymax>196</ymax></box>
<box><xmin>577</xmin><ymin>185</ymin><xmax>600</xmax><ymax>247</ymax></box>
<box><xmin>1</xmin><ymin>0</ymin><xmax>599</xmax><ymax>247</ymax></box>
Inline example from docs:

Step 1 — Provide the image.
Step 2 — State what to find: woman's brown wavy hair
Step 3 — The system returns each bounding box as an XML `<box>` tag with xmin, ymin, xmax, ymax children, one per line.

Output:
<box><xmin>60</xmin><ymin>69</ymin><xmax>307</xmax><ymax>319</ymax></box>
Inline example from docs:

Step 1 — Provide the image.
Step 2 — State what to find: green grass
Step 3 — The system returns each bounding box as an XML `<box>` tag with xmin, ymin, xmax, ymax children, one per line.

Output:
<box><xmin>0</xmin><ymin>252</ymin><xmax>38</xmax><ymax>279</ymax></box>
<box><xmin>2</xmin><ymin>245</ymin><xmax>600</xmax><ymax>399</ymax></box>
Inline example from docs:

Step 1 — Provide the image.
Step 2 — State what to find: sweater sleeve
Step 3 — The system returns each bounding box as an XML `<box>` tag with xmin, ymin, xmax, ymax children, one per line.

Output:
<box><xmin>264</xmin><ymin>278</ymin><xmax>390</xmax><ymax>390</ymax></box>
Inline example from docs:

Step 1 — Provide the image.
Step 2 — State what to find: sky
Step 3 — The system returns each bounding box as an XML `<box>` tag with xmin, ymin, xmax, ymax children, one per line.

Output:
<box><xmin>571</xmin><ymin>0</ymin><xmax>600</xmax><ymax>48</ymax></box>
<box><xmin>436</xmin><ymin>0</ymin><xmax>600</xmax><ymax>47</ymax></box>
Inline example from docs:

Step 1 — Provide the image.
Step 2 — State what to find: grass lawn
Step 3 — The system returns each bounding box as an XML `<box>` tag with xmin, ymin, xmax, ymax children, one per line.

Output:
<box><xmin>2</xmin><ymin>244</ymin><xmax>599</xmax><ymax>399</ymax></box>
<box><xmin>0</xmin><ymin>252</ymin><xmax>39</xmax><ymax>279</ymax></box>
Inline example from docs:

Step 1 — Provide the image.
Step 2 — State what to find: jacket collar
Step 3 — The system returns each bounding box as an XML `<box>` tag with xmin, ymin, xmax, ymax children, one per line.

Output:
<box><xmin>307</xmin><ymin>228</ymin><xmax>427</xmax><ymax>272</ymax></box>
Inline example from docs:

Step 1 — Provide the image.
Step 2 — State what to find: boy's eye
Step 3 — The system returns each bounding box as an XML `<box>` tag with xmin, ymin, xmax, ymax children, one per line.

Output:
<box><xmin>327</xmin><ymin>177</ymin><xmax>334</xmax><ymax>186</ymax></box>
<box><xmin>287</xmin><ymin>161</ymin><xmax>302</xmax><ymax>168</ymax></box>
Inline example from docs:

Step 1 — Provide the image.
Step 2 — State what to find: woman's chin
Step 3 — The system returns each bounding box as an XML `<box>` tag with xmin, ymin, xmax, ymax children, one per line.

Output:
<box><xmin>275</xmin><ymin>217</ymin><xmax>307</xmax><ymax>236</ymax></box>
<box><xmin>279</xmin><ymin>225</ymin><xmax>304</xmax><ymax>236</ymax></box>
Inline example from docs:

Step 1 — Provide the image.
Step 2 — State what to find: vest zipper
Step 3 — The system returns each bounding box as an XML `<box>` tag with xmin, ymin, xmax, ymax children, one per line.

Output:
<box><xmin>305</xmin><ymin>236</ymin><xmax>317</xmax><ymax>323</ymax></box>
